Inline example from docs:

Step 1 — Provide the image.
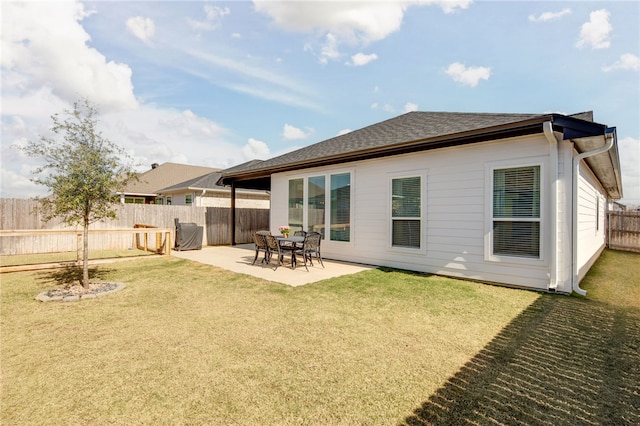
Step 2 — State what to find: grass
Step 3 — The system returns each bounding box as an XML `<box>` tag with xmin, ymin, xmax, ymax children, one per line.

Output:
<box><xmin>579</xmin><ymin>249</ymin><xmax>640</xmax><ymax>308</ymax></box>
<box><xmin>0</xmin><ymin>249</ymin><xmax>154</xmax><ymax>267</ymax></box>
<box><xmin>1</xmin><ymin>249</ymin><xmax>638</xmax><ymax>425</ymax></box>
<box><xmin>405</xmin><ymin>249</ymin><xmax>640</xmax><ymax>425</ymax></box>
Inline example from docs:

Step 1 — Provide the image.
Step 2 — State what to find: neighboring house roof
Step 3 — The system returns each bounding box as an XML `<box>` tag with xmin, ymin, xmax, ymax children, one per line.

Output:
<box><xmin>158</xmin><ymin>171</ymin><xmax>268</xmax><ymax>196</ymax></box>
<box><xmin>121</xmin><ymin>162</ymin><xmax>219</xmax><ymax>196</ymax></box>
<box><xmin>218</xmin><ymin>111</ymin><xmax>622</xmax><ymax>198</ymax></box>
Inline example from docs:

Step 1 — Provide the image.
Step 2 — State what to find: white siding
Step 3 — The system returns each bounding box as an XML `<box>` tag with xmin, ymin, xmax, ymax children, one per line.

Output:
<box><xmin>271</xmin><ymin>134</ymin><xmax>558</xmax><ymax>291</ymax></box>
<box><xmin>576</xmin><ymin>162</ymin><xmax>607</xmax><ymax>281</ymax></box>
<box><xmin>197</xmin><ymin>192</ymin><xmax>270</xmax><ymax>209</ymax></box>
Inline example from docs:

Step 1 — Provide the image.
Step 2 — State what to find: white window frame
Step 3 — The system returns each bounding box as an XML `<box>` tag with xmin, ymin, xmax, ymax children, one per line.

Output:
<box><xmin>485</xmin><ymin>158</ymin><xmax>546</xmax><ymax>264</ymax></box>
<box><xmin>285</xmin><ymin>168</ymin><xmax>354</xmax><ymax>245</ymax></box>
<box><xmin>388</xmin><ymin>170</ymin><xmax>427</xmax><ymax>254</ymax></box>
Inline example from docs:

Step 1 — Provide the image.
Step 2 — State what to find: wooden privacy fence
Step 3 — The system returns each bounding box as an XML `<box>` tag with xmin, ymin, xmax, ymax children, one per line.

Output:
<box><xmin>0</xmin><ymin>198</ymin><xmax>269</xmax><ymax>255</ymax></box>
<box><xmin>608</xmin><ymin>211</ymin><xmax>640</xmax><ymax>253</ymax></box>
<box><xmin>0</xmin><ymin>228</ymin><xmax>172</xmax><ymax>258</ymax></box>
<box><xmin>206</xmin><ymin>207</ymin><xmax>270</xmax><ymax>245</ymax></box>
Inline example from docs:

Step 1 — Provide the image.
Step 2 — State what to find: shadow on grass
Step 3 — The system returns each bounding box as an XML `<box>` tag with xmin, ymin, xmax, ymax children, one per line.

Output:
<box><xmin>36</xmin><ymin>266</ymin><xmax>113</xmax><ymax>287</ymax></box>
<box><xmin>403</xmin><ymin>295</ymin><xmax>640</xmax><ymax>425</ymax></box>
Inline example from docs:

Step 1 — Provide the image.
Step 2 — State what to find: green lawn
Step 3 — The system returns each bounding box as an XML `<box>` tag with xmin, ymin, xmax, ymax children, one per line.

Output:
<box><xmin>0</xmin><ymin>249</ymin><xmax>154</xmax><ymax>268</ymax></box>
<box><xmin>1</xmin><ymin>249</ymin><xmax>638</xmax><ymax>425</ymax></box>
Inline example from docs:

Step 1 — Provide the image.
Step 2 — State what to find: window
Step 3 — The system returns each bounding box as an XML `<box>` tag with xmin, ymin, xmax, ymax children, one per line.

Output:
<box><xmin>287</xmin><ymin>172</ymin><xmax>351</xmax><ymax>242</ymax></box>
<box><xmin>288</xmin><ymin>178</ymin><xmax>304</xmax><ymax>232</ymax></box>
<box><xmin>330</xmin><ymin>173</ymin><xmax>350</xmax><ymax>242</ymax></box>
<box><xmin>307</xmin><ymin>176</ymin><xmax>325</xmax><ymax>236</ymax></box>
<box><xmin>124</xmin><ymin>196</ymin><xmax>144</xmax><ymax>204</ymax></box>
<box><xmin>166</xmin><ymin>196</ymin><xmax>172</xmax><ymax>205</ymax></box>
<box><xmin>492</xmin><ymin>166</ymin><xmax>540</xmax><ymax>258</ymax></box>
<box><xmin>155</xmin><ymin>198</ymin><xmax>163</xmax><ymax>205</ymax></box>
<box><xmin>185</xmin><ymin>194</ymin><xmax>193</xmax><ymax>206</ymax></box>
<box><xmin>391</xmin><ymin>176</ymin><xmax>421</xmax><ymax>248</ymax></box>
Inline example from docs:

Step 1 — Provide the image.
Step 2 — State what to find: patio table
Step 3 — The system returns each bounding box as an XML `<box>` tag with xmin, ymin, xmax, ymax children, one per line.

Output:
<box><xmin>276</xmin><ymin>235</ymin><xmax>305</xmax><ymax>269</ymax></box>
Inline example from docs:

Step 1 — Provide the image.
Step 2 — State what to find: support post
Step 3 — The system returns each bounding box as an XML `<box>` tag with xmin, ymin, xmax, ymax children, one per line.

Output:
<box><xmin>231</xmin><ymin>181</ymin><xmax>237</xmax><ymax>246</ymax></box>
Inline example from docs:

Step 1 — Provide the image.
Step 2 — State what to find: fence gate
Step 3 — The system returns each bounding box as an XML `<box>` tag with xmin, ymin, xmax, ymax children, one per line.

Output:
<box><xmin>608</xmin><ymin>211</ymin><xmax>640</xmax><ymax>253</ymax></box>
<box><xmin>205</xmin><ymin>207</ymin><xmax>269</xmax><ymax>245</ymax></box>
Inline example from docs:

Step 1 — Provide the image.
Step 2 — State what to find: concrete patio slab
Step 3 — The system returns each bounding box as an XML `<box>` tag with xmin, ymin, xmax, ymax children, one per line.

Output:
<box><xmin>171</xmin><ymin>244</ymin><xmax>375</xmax><ymax>286</ymax></box>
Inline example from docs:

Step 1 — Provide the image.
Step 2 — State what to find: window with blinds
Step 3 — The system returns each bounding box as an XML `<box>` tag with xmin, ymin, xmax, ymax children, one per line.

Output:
<box><xmin>392</xmin><ymin>176</ymin><xmax>421</xmax><ymax>248</ymax></box>
<box><xmin>288</xmin><ymin>178</ymin><xmax>304</xmax><ymax>233</ymax></box>
<box><xmin>492</xmin><ymin>166</ymin><xmax>540</xmax><ymax>258</ymax></box>
<box><xmin>330</xmin><ymin>173</ymin><xmax>351</xmax><ymax>242</ymax></box>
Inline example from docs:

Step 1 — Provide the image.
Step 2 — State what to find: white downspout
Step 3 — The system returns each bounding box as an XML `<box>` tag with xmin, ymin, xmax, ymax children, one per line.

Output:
<box><xmin>571</xmin><ymin>131</ymin><xmax>615</xmax><ymax>296</ymax></box>
<box><xmin>200</xmin><ymin>190</ymin><xmax>207</xmax><ymax>207</ymax></box>
<box><xmin>543</xmin><ymin>122</ymin><xmax>559</xmax><ymax>291</ymax></box>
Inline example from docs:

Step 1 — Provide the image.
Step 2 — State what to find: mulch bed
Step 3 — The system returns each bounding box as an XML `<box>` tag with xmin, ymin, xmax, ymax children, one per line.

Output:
<box><xmin>36</xmin><ymin>282</ymin><xmax>126</xmax><ymax>302</ymax></box>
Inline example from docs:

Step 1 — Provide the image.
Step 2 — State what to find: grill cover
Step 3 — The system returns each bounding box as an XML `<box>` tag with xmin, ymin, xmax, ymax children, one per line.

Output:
<box><xmin>175</xmin><ymin>220</ymin><xmax>203</xmax><ymax>251</ymax></box>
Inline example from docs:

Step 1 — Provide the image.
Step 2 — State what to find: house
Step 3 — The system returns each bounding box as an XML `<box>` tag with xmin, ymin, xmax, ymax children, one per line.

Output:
<box><xmin>119</xmin><ymin>162</ymin><xmax>220</xmax><ymax>205</ymax></box>
<box><xmin>218</xmin><ymin>111</ymin><xmax>622</xmax><ymax>295</ymax></box>
<box><xmin>157</xmin><ymin>171</ymin><xmax>269</xmax><ymax>208</ymax></box>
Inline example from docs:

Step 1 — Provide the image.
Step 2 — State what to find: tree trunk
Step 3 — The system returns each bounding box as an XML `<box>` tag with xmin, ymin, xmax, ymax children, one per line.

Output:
<box><xmin>82</xmin><ymin>220</ymin><xmax>90</xmax><ymax>288</ymax></box>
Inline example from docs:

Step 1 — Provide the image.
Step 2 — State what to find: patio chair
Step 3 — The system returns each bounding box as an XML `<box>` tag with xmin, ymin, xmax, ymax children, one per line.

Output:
<box><xmin>252</xmin><ymin>231</ymin><xmax>270</xmax><ymax>265</ymax></box>
<box><xmin>300</xmin><ymin>232</ymin><xmax>324</xmax><ymax>268</ymax></box>
<box><xmin>294</xmin><ymin>230</ymin><xmax>307</xmax><ymax>237</ymax></box>
<box><xmin>264</xmin><ymin>234</ymin><xmax>294</xmax><ymax>270</ymax></box>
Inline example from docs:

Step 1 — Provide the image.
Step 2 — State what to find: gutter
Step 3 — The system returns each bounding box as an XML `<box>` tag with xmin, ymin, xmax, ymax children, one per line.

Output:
<box><xmin>218</xmin><ymin>117</ymin><xmax>554</xmax><ymax>186</ymax></box>
<box><xmin>571</xmin><ymin>128</ymin><xmax>616</xmax><ymax>296</ymax></box>
<box><xmin>543</xmin><ymin>122</ymin><xmax>559</xmax><ymax>291</ymax></box>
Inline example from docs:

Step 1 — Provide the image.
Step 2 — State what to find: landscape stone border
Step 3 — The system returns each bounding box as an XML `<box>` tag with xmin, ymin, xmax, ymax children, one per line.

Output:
<box><xmin>35</xmin><ymin>282</ymin><xmax>126</xmax><ymax>302</ymax></box>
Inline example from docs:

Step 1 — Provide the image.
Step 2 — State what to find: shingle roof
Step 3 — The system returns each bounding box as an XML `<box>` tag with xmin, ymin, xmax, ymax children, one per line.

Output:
<box><xmin>220</xmin><ymin>111</ymin><xmax>561</xmax><ymax>179</ymax></box>
<box><xmin>217</xmin><ymin>110</ymin><xmax>621</xmax><ymax>199</ymax></box>
<box><xmin>220</xmin><ymin>111</ymin><xmax>608</xmax><ymax>179</ymax></box>
<box><xmin>158</xmin><ymin>170</ymin><xmax>268</xmax><ymax>195</ymax></box>
<box><xmin>123</xmin><ymin>162</ymin><xmax>219</xmax><ymax>195</ymax></box>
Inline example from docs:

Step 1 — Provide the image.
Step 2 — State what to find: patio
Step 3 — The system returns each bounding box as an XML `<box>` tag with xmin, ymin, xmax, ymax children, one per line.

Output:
<box><xmin>171</xmin><ymin>244</ymin><xmax>374</xmax><ymax>286</ymax></box>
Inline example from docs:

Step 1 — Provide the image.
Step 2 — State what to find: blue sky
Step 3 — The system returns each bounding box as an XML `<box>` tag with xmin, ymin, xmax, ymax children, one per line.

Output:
<box><xmin>2</xmin><ymin>1</ymin><xmax>639</xmax><ymax>204</ymax></box>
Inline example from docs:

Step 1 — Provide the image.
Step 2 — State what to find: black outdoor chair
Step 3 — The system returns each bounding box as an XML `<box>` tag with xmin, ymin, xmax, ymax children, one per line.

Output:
<box><xmin>294</xmin><ymin>230</ymin><xmax>307</xmax><ymax>237</ymax></box>
<box><xmin>300</xmin><ymin>231</ymin><xmax>324</xmax><ymax>269</ymax></box>
<box><xmin>264</xmin><ymin>234</ymin><xmax>294</xmax><ymax>270</ymax></box>
<box><xmin>252</xmin><ymin>231</ymin><xmax>270</xmax><ymax>265</ymax></box>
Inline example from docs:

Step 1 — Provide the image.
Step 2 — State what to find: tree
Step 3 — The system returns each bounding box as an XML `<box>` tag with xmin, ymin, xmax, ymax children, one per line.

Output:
<box><xmin>22</xmin><ymin>99</ymin><xmax>137</xmax><ymax>289</ymax></box>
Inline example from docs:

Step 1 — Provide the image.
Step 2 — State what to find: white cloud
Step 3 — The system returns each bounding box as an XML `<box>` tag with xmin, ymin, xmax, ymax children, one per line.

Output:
<box><xmin>349</xmin><ymin>52</ymin><xmax>378</xmax><ymax>66</ymax></box>
<box><xmin>1</xmin><ymin>1</ymin><xmax>137</xmax><ymax>111</ymax></box>
<box><xmin>182</xmin><ymin>48</ymin><xmax>322</xmax><ymax>111</ymax></box>
<box><xmin>254</xmin><ymin>0</ymin><xmax>471</xmax><ymax>64</ymax></box>
<box><xmin>242</xmin><ymin>138</ymin><xmax>270</xmax><ymax>160</ymax></box>
<box><xmin>370</xmin><ymin>103</ymin><xmax>395</xmax><ymax>112</ymax></box>
<box><xmin>602</xmin><ymin>53</ymin><xmax>640</xmax><ymax>72</ymax></box>
<box><xmin>619</xmin><ymin>136</ymin><xmax>640</xmax><ymax>206</ymax></box>
<box><xmin>528</xmin><ymin>8</ymin><xmax>571</xmax><ymax>23</ymax></box>
<box><xmin>404</xmin><ymin>102</ymin><xmax>418</xmax><ymax>112</ymax></box>
<box><xmin>126</xmin><ymin>16</ymin><xmax>155</xmax><ymax>44</ymax></box>
<box><xmin>337</xmin><ymin>129</ymin><xmax>352</xmax><ymax>136</ymax></box>
<box><xmin>187</xmin><ymin>4</ymin><xmax>230</xmax><ymax>31</ymax></box>
<box><xmin>445</xmin><ymin>62</ymin><xmax>491</xmax><ymax>87</ymax></box>
<box><xmin>576</xmin><ymin>9</ymin><xmax>612</xmax><ymax>49</ymax></box>
<box><xmin>205</xmin><ymin>4</ymin><xmax>230</xmax><ymax>21</ymax></box>
<box><xmin>283</xmin><ymin>124</ymin><xmax>312</xmax><ymax>140</ymax></box>
<box><xmin>319</xmin><ymin>33</ymin><xmax>341</xmax><ymax>64</ymax></box>
<box><xmin>254</xmin><ymin>1</ymin><xmax>471</xmax><ymax>44</ymax></box>
<box><xmin>0</xmin><ymin>1</ymin><xmax>248</xmax><ymax>198</ymax></box>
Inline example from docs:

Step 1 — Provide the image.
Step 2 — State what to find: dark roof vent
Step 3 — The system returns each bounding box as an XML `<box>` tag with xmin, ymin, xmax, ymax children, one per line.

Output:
<box><xmin>151</xmin><ymin>163</ymin><xmax>159</xmax><ymax>169</ymax></box>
